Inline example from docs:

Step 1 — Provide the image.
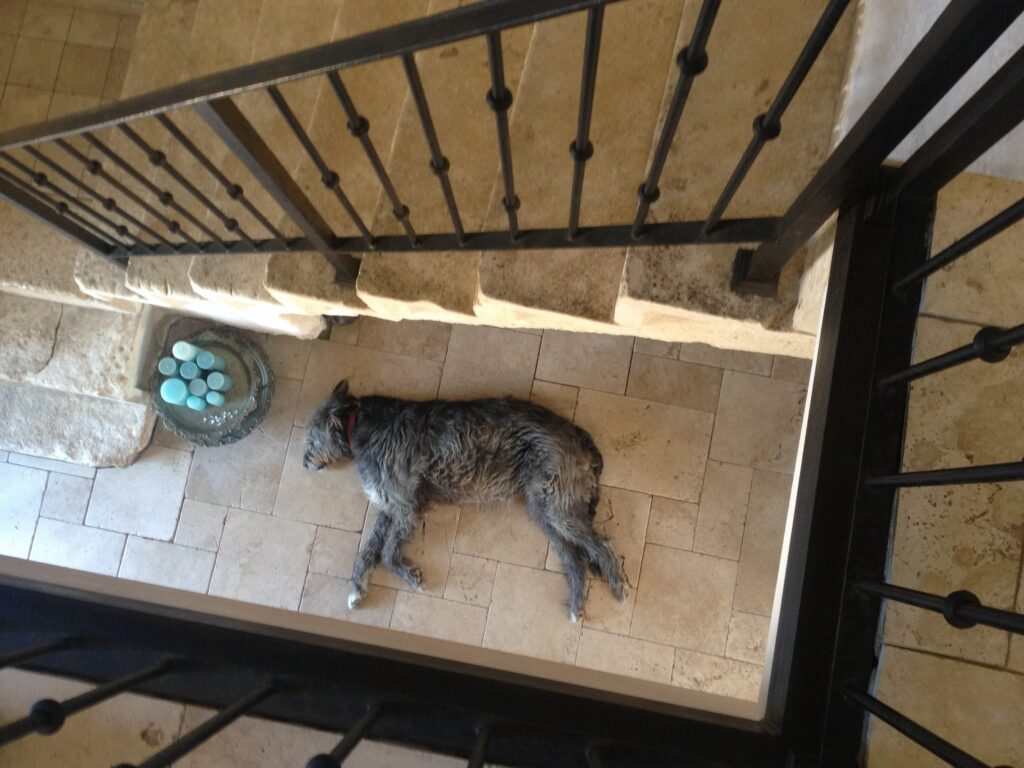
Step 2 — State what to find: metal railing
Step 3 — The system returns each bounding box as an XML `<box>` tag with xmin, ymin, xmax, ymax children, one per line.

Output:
<box><xmin>2</xmin><ymin>1</ymin><xmax>1024</xmax><ymax>766</ymax></box>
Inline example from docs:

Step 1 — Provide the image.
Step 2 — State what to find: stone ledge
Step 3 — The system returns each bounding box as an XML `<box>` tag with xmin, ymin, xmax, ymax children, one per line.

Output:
<box><xmin>264</xmin><ymin>252</ymin><xmax>369</xmax><ymax>318</ymax></box>
<box><xmin>355</xmin><ymin>252</ymin><xmax>481</xmax><ymax>323</ymax></box>
<box><xmin>74</xmin><ymin>251</ymin><xmax>145</xmax><ymax>313</ymax></box>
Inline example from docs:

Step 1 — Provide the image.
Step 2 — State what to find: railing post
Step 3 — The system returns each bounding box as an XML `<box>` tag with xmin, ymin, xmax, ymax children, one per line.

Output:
<box><xmin>195</xmin><ymin>98</ymin><xmax>359</xmax><ymax>284</ymax></box>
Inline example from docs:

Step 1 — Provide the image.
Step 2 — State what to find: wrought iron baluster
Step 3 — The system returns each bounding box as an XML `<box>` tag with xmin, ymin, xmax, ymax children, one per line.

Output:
<box><xmin>156</xmin><ymin>113</ymin><xmax>286</xmax><ymax>243</ymax></box>
<box><xmin>856</xmin><ymin>581</ymin><xmax>1024</xmax><ymax>634</ymax></box>
<box><xmin>703</xmin><ymin>0</ymin><xmax>851</xmax><ymax>235</ymax></box>
<box><xmin>265</xmin><ymin>85</ymin><xmax>373</xmax><ymax>246</ymax></box>
<box><xmin>632</xmin><ymin>0</ymin><xmax>720</xmax><ymax>238</ymax></box>
<box><xmin>118</xmin><ymin>123</ymin><xmax>256</xmax><ymax>249</ymax></box>
<box><xmin>401</xmin><ymin>52</ymin><xmax>465</xmax><ymax>244</ymax></box>
<box><xmin>567</xmin><ymin>7</ymin><xmax>604</xmax><ymax>239</ymax></box>
<box><xmin>880</xmin><ymin>323</ymin><xmax>1024</xmax><ymax>385</ymax></box>
<box><xmin>866</xmin><ymin>460</ymin><xmax>1024</xmax><ymax>489</ymax></box>
<box><xmin>305</xmin><ymin>703</ymin><xmax>383</xmax><ymax>767</ymax></box>
<box><xmin>0</xmin><ymin>638</ymin><xmax>71</xmax><ymax>671</ymax></box>
<box><xmin>0</xmin><ymin>660</ymin><xmax>173</xmax><ymax>746</ymax></box>
<box><xmin>326</xmin><ymin>71</ymin><xmax>417</xmax><ymax>247</ymax></box>
<box><xmin>466</xmin><ymin>723</ymin><xmax>491</xmax><ymax>768</ymax></box>
<box><xmin>485</xmin><ymin>32</ymin><xmax>520</xmax><ymax>240</ymax></box>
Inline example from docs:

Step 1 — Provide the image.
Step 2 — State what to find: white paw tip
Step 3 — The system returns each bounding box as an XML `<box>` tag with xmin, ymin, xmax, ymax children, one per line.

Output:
<box><xmin>347</xmin><ymin>591</ymin><xmax>361</xmax><ymax>609</ymax></box>
<box><xmin>570</xmin><ymin>612</ymin><xmax>579</xmax><ymax>623</ymax></box>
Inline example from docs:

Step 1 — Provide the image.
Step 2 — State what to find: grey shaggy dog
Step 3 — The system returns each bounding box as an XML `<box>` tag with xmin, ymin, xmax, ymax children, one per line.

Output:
<box><xmin>303</xmin><ymin>379</ymin><xmax>628</xmax><ymax>621</ymax></box>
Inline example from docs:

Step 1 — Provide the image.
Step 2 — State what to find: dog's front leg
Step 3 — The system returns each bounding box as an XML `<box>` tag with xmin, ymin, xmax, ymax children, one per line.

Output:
<box><xmin>348</xmin><ymin>510</ymin><xmax>393</xmax><ymax>608</ymax></box>
<box><xmin>380</xmin><ymin>504</ymin><xmax>423</xmax><ymax>591</ymax></box>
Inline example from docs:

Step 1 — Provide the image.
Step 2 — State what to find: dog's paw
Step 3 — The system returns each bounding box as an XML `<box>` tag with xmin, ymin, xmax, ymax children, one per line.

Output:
<box><xmin>610</xmin><ymin>581</ymin><xmax>629</xmax><ymax>602</ymax></box>
<box><xmin>347</xmin><ymin>589</ymin><xmax>364</xmax><ymax>609</ymax></box>
<box><xmin>403</xmin><ymin>565</ymin><xmax>423</xmax><ymax>591</ymax></box>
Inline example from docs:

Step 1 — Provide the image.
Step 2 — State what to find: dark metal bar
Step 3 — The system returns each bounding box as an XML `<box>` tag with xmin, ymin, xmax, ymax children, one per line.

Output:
<box><xmin>866</xmin><ymin>460</ymin><xmax>1024</xmax><ymax>489</ymax></box>
<box><xmin>306</xmin><ymin>704</ymin><xmax>383</xmax><ymax>767</ymax></box>
<box><xmin>83</xmin><ymin>131</ymin><xmax>228</xmax><ymax>248</ymax></box>
<box><xmin>844</xmin><ymin>690</ymin><xmax>988</xmax><ymax>768</ymax></box>
<box><xmin>0</xmin><ymin>638</ymin><xmax>69</xmax><ymax>670</ymax></box>
<box><xmin>631</xmin><ymin>0</ymin><xmax>719</xmax><ymax>237</ymax></box>
<box><xmin>703</xmin><ymin>0</ymin><xmax>851</xmax><ymax>235</ymax></box>
<box><xmin>0</xmin><ymin>660</ymin><xmax>172</xmax><ymax>746</ymax></box>
<box><xmin>156</xmin><ymin>113</ymin><xmax>286</xmax><ymax>242</ymax></box>
<box><xmin>856</xmin><ymin>581</ymin><xmax>1024</xmax><ymax>634</ymax></box>
<box><xmin>120</xmin><ymin>216</ymin><xmax>780</xmax><ymax>256</ymax></box>
<box><xmin>880</xmin><ymin>323</ymin><xmax>1024</xmax><ymax>385</ymax></box>
<box><xmin>735</xmin><ymin>0</ymin><xmax>1024</xmax><ymax>294</ymax></box>
<box><xmin>136</xmin><ymin>681</ymin><xmax>277</xmax><ymax>768</ymax></box>
<box><xmin>466</xmin><ymin>724</ymin><xmax>491</xmax><ymax>768</ymax></box>
<box><xmin>893</xmin><ymin>195</ymin><xmax>1024</xmax><ymax>290</ymax></box>
<box><xmin>890</xmin><ymin>45</ymin><xmax>1024</xmax><ymax>199</ymax></box>
<box><xmin>485</xmin><ymin>33</ymin><xmax>519</xmax><ymax>239</ymax></box>
<box><xmin>326</xmin><ymin>71</ymin><xmax>418</xmax><ymax>247</ymax></box>
<box><xmin>25</xmin><ymin>146</ymin><xmax>173</xmax><ymax>250</ymax></box>
<box><xmin>0</xmin><ymin>1</ymin><xmax>614</xmax><ymax>153</ymax></box>
<box><xmin>118</xmin><ymin>123</ymin><xmax>256</xmax><ymax>248</ymax></box>
<box><xmin>266</xmin><ymin>85</ymin><xmax>373</xmax><ymax>245</ymax></box>
<box><xmin>195</xmin><ymin>97</ymin><xmax>359</xmax><ymax>282</ymax></box>
<box><xmin>55</xmin><ymin>138</ymin><xmax>201</xmax><ymax>250</ymax></box>
<box><xmin>567</xmin><ymin>7</ymin><xmax>604</xmax><ymax>239</ymax></box>
<box><xmin>401</xmin><ymin>53</ymin><xmax>465</xmax><ymax>244</ymax></box>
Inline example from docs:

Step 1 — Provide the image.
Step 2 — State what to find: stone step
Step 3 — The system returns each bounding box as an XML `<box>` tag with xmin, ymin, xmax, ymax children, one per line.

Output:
<box><xmin>0</xmin><ymin>379</ymin><xmax>154</xmax><ymax>467</ymax></box>
<box><xmin>353</xmin><ymin>0</ymin><xmax>533</xmax><ymax>323</ymax></box>
<box><xmin>0</xmin><ymin>293</ymin><xmax>152</xmax><ymax>402</ymax></box>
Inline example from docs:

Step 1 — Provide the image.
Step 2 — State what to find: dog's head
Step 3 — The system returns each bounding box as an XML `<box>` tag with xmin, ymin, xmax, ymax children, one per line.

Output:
<box><xmin>304</xmin><ymin>378</ymin><xmax>356</xmax><ymax>470</ymax></box>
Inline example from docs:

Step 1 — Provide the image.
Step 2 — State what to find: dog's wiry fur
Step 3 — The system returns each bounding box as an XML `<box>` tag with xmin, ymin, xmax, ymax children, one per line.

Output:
<box><xmin>304</xmin><ymin>379</ymin><xmax>627</xmax><ymax>620</ymax></box>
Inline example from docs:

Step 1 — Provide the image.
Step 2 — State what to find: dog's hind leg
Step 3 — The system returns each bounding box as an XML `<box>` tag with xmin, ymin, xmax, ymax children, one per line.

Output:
<box><xmin>380</xmin><ymin>504</ymin><xmax>423</xmax><ymax>591</ymax></box>
<box><xmin>349</xmin><ymin>509</ymin><xmax>392</xmax><ymax>608</ymax></box>
<box><xmin>527</xmin><ymin>497</ymin><xmax>588</xmax><ymax>621</ymax></box>
<box><xmin>556</xmin><ymin>517</ymin><xmax>628</xmax><ymax>602</ymax></box>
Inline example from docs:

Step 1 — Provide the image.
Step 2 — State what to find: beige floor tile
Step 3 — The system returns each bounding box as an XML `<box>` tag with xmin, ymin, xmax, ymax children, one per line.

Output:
<box><xmin>300</xmin><ymin>572</ymin><xmax>396</xmax><ymax>629</ymax></box>
<box><xmin>710</xmin><ymin>371</ymin><xmax>807</xmax><ymax>473</ymax></box>
<box><xmin>734</xmin><ymin>469</ymin><xmax>792</xmax><ymax>616</ymax></box>
<box><xmin>454</xmin><ymin>498</ymin><xmax>549</xmax><ymax>569</ymax></box>
<box><xmin>771</xmin><ymin>355</ymin><xmax>812</xmax><ymax>384</ymax></box>
<box><xmin>47</xmin><ymin>90</ymin><xmax>98</xmax><ymax>117</ymax></box>
<box><xmin>29</xmin><ymin>518</ymin><xmax>124</xmax><ymax>576</ymax></box>
<box><xmin>438</xmin><ymin>325</ymin><xmax>541</xmax><ymax>400</ymax></box>
<box><xmin>672</xmin><ymin>648</ymin><xmax>761</xmax><ymax>702</ymax></box>
<box><xmin>646</xmin><ymin>496</ymin><xmax>697</xmax><ymax>551</ymax></box>
<box><xmin>0</xmin><ymin>669</ymin><xmax>185</xmax><ymax>767</ymax></box>
<box><xmin>391</xmin><ymin>591</ymin><xmax>488</xmax><ymax>645</ymax></box>
<box><xmin>356</xmin><ymin>318</ymin><xmax>452</xmax><ymax>363</ymax></box>
<box><xmin>152</xmin><ymin>420</ymin><xmax>193</xmax><ymax>451</ymax></box>
<box><xmin>39</xmin><ymin>472</ymin><xmax>92</xmax><ymax>524</ymax></box>
<box><xmin>329</xmin><ymin>318</ymin><xmax>361</xmax><ymax>345</ymax></box>
<box><xmin>0</xmin><ymin>33</ymin><xmax>14</xmax><ymax>82</ymax></box>
<box><xmin>630</xmin><ymin>545</ymin><xmax>736</xmax><ymax>653</ymax></box>
<box><xmin>868</xmin><ymin>646</ymin><xmax>1024</xmax><ymax>768</ymax></box>
<box><xmin>626</xmin><ymin>353</ymin><xmax>723</xmax><ymax>413</ymax></box>
<box><xmin>309</xmin><ymin>526</ymin><xmax>361</xmax><ymax>580</ymax></box>
<box><xmin>693</xmin><ymin>461</ymin><xmax>754</xmax><ymax>560</ymax></box>
<box><xmin>296</xmin><ymin>341</ymin><xmax>443</xmax><ymax>427</ymax></box>
<box><xmin>725</xmin><ymin>611</ymin><xmax>769</xmax><ymax>665</ymax></box>
<box><xmin>535</xmin><ymin>331</ymin><xmax>633</xmax><ymax>395</ymax></box>
<box><xmin>55</xmin><ymin>43</ymin><xmax>111</xmax><ymax>96</ymax></box>
<box><xmin>0</xmin><ymin>2</ymin><xmax>26</xmax><ymax>36</ymax></box>
<box><xmin>67</xmin><ymin>8</ymin><xmax>120</xmax><ymax>46</ymax></box>
<box><xmin>531</xmin><ymin>380</ymin><xmax>578</xmax><ymax>421</ymax></box>
<box><xmin>582</xmin><ymin>579</ymin><xmax>636</xmax><ymax>635</ymax></box>
<box><xmin>275</xmin><ymin>426</ymin><xmax>368</xmax><ymax>530</ymax></box>
<box><xmin>676</xmin><ymin>342</ymin><xmax>774</xmax><ymax>376</ymax></box>
<box><xmin>20</xmin><ymin>3</ymin><xmax>72</xmax><ymax>40</ymax></box>
<box><xmin>574</xmin><ymin>389</ymin><xmax>714</xmax><ymax>502</ymax></box>
<box><xmin>115</xmin><ymin>15</ymin><xmax>137</xmax><ymax>50</ymax></box>
<box><xmin>119</xmin><ymin>536</ymin><xmax>215</xmax><ymax>593</ymax></box>
<box><xmin>576</xmin><ymin>628</ymin><xmax>674</xmax><ymax>684</ymax></box>
<box><xmin>86</xmin><ymin>446</ymin><xmax>191</xmax><ymax>540</ymax></box>
<box><xmin>208</xmin><ymin>509</ymin><xmax>315</xmax><ymax>610</ymax></box>
<box><xmin>173</xmin><ymin>499</ymin><xmax>226</xmax><ymax>551</ymax></box>
<box><xmin>102</xmin><ymin>45</ymin><xmax>127</xmax><ymax>100</ymax></box>
<box><xmin>884</xmin><ymin>316</ymin><xmax>1024</xmax><ymax>665</ymax></box>
<box><xmin>593</xmin><ymin>485</ymin><xmax>650</xmax><ymax>587</ymax></box>
<box><xmin>634</xmin><ymin>338</ymin><xmax>679</xmax><ymax>358</ymax></box>
<box><xmin>7</xmin><ymin>451</ymin><xmax>94</xmax><ymax>478</ymax></box>
<box><xmin>6</xmin><ymin>36</ymin><xmax>62</xmax><ymax>89</ymax></box>
<box><xmin>187</xmin><ymin>377</ymin><xmax>299</xmax><ymax>513</ymax></box>
<box><xmin>483</xmin><ymin>563</ymin><xmax>582</xmax><ymax>663</ymax></box>
<box><xmin>0</xmin><ymin>463</ymin><xmax>45</xmax><ymax>557</ymax></box>
<box><xmin>443</xmin><ymin>552</ymin><xmax>497</xmax><ymax>607</ymax></box>
<box><xmin>263</xmin><ymin>334</ymin><xmax>311</xmax><ymax>381</ymax></box>
<box><xmin>0</xmin><ymin>84</ymin><xmax>51</xmax><ymax>129</ymax></box>
<box><xmin>364</xmin><ymin>502</ymin><xmax>459</xmax><ymax>597</ymax></box>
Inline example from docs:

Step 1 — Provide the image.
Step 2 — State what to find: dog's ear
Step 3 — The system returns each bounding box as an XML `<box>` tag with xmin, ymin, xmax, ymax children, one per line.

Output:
<box><xmin>332</xmin><ymin>379</ymin><xmax>349</xmax><ymax>400</ymax></box>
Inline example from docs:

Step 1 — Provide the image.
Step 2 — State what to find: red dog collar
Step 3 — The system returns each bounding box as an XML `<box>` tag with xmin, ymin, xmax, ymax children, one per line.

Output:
<box><xmin>346</xmin><ymin>407</ymin><xmax>358</xmax><ymax>447</ymax></box>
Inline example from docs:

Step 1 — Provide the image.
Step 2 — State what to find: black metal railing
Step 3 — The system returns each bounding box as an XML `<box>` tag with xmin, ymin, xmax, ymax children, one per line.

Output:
<box><xmin>3</xmin><ymin>1</ymin><xmax>1024</xmax><ymax>766</ymax></box>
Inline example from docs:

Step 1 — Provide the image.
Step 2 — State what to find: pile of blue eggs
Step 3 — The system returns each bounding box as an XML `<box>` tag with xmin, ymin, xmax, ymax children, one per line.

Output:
<box><xmin>158</xmin><ymin>341</ymin><xmax>235</xmax><ymax>412</ymax></box>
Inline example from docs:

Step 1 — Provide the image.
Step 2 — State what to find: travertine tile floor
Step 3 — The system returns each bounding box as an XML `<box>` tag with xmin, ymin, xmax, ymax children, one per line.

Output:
<box><xmin>0</xmin><ymin>319</ymin><xmax>809</xmax><ymax>701</ymax></box>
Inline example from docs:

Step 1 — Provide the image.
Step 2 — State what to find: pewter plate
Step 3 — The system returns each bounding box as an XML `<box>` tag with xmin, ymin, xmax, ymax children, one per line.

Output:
<box><xmin>153</xmin><ymin>328</ymin><xmax>275</xmax><ymax>447</ymax></box>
